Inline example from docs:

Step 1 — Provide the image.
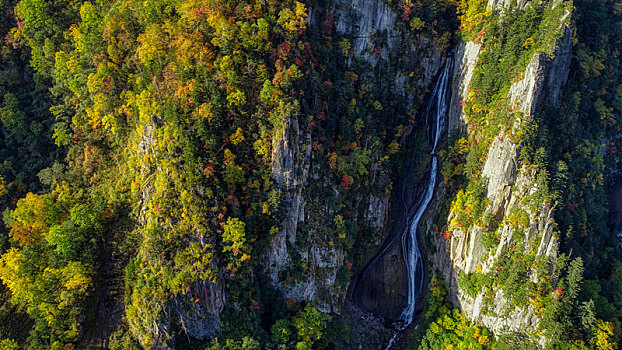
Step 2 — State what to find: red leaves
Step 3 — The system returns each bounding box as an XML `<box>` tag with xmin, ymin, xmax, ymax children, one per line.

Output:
<box><xmin>341</xmin><ymin>175</ymin><xmax>353</xmax><ymax>190</ymax></box>
<box><xmin>226</xmin><ymin>193</ymin><xmax>238</xmax><ymax>204</ymax></box>
<box><xmin>346</xmin><ymin>262</ymin><xmax>353</xmax><ymax>270</ymax></box>
<box><xmin>312</xmin><ymin>140</ymin><xmax>322</xmax><ymax>151</ymax></box>
<box><xmin>477</xmin><ymin>28</ymin><xmax>486</xmax><ymax>41</ymax></box>
<box><xmin>304</xmin><ymin>42</ymin><xmax>313</xmax><ymax>57</ymax></box>
<box><xmin>608</xmin><ymin>144</ymin><xmax>617</xmax><ymax>155</ymax></box>
<box><xmin>303</xmin><ymin>42</ymin><xmax>318</xmax><ymax>67</ymax></box>
<box><xmin>275</xmin><ymin>58</ymin><xmax>284</xmax><ymax>71</ymax></box>
<box><xmin>444</xmin><ymin>230</ymin><xmax>453</xmax><ymax>239</ymax></box>
<box><xmin>190</xmin><ymin>5</ymin><xmax>208</xmax><ymax>18</ymax></box>
<box><xmin>272</xmin><ymin>71</ymin><xmax>284</xmax><ymax>86</ymax></box>
<box><xmin>402</xmin><ymin>6</ymin><xmax>412</xmax><ymax>21</ymax></box>
<box><xmin>203</xmin><ymin>162</ymin><xmax>215</xmax><ymax>178</ymax></box>
<box><xmin>345</xmin><ymin>71</ymin><xmax>358</xmax><ymax>82</ymax></box>
<box><xmin>278</xmin><ymin>40</ymin><xmax>291</xmax><ymax>59</ymax></box>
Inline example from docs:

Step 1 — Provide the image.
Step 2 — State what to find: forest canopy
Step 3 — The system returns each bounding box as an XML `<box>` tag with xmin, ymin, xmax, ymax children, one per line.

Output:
<box><xmin>0</xmin><ymin>0</ymin><xmax>620</xmax><ymax>349</ymax></box>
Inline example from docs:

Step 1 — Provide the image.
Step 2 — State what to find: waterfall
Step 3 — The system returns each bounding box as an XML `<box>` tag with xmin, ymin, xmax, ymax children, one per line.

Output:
<box><xmin>385</xmin><ymin>58</ymin><xmax>453</xmax><ymax>348</ymax></box>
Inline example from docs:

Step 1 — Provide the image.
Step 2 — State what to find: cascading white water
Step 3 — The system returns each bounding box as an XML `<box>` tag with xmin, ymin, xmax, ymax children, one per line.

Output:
<box><xmin>385</xmin><ymin>58</ymin><xmax>453</xmax><ymax>349</ymax></box>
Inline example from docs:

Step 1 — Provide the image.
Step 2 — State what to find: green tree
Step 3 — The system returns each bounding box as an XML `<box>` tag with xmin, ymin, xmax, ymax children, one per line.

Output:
<box><xmin>0</xmin><ymin>339</ymin><xmax>18</xmax><ymax>350</ymax></box>
<box><xmin>293</xmin><ymin>305</ymin><xmax>330</xmax><ymax>348</ymax></box>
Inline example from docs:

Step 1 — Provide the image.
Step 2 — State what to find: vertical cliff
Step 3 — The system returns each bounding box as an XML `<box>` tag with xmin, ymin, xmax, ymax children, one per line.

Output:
<box><xmin>6</xmin><ymin>0</ymin><xmax>622</xmax><ymax>348</ymax></box>
<box><xmin>265</xmin><ymin>0</ymin><xmax>452</xmax><ymax>312</ymax></box>
<box><xmin>448</xmin><ymin>40</ymin><xmax>481</xmax><ymax>139</ymax></box>
<box><xmin>129</xmin><ymin>121</ymin><xmax>226</xmax><ymax>349</ymax></box>
<box><xmin>433</xmin><ymin>0</ymin><xmax>573</xmax><ymax>338</ymax></box>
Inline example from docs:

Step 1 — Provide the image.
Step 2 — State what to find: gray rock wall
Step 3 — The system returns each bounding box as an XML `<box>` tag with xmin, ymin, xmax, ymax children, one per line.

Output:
<box><xmin>435</xmin><ymin>23</ymin><xmax>573</xmax><ymax>337</ymax></box>
<box><xmin>448</xmin><ymin>40</ymin><xmax>482</xmax><ymax>138</ymax></box>
<box><xmin>130</xmin><ymin>122</ymin><xmax>225</xmax><ymax>348</ymax></box>
<box><xmin>265</xmin><ymin>0</ymin><xmax>445</xmax><ymax>311</ymax></box>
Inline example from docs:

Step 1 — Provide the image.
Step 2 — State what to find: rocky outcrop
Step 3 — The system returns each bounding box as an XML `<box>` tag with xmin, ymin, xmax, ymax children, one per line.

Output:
<box><xmin>265</xmin><ymin>0</ymin><xmax>446</xmax><ymax>312</ymax></box>
<box><xmin>334</xmin><ymin>0</ymin><xmax>443</xmax><ymax>82</ymax></box>
<box><xmin>508</xmin><ymin>54</ymin><xmax>548</xmax><ymax>118</ymax></box>
<box><xmin>487</xmin><ymin>0</ymin><xmax>531</xmax><ymax>11</ymax></box>
<box><xmin>440</xmin><ymin>167</ymin><xmax>558</xmax><ymax>333</ymax></box>
<box><xmin>266</xmin><ymin>117</ymin><xmax>309</xmax><ymax>285</ymax></box>
<box><xmin>448</xmin><ymin>40</ymin><xmax>481</xmax><ymax>138</ymax></box>
<box><xmin>130</xmin><ymin>122</ymin><xmax>226</xmax><ymax>348</ymax></box>
<box><xmin>481</xmin><ymin>136</ymin><xmax>518</xmax><ymax>205</ymax></box>
<box><xmin>168</xmin><ymin>279</ymin><xmax>225</xmax><ymax>342</ymax></box>
<box><xmin>335</xmin><ymin>0</ymin><xmax>397</xmax><ymax>56</ymax></box>
<box><xmin>436</xmin><ymin>20</ymin><xmax>573</xmax><ymax>337</ymax></box>
<box><xmin>545</xmin><ymin>24</ymin><xmax>573</xmax><ymax>105</ymax></box>
<box><xmin>132</xmin><ymin>278</ymin><xmax>225</xmax><ymax>350</ymax></box>
<box><xmin>137</xmin><ymin>122</ymin><xmax>156</xmax><ymax>226</ymax></box>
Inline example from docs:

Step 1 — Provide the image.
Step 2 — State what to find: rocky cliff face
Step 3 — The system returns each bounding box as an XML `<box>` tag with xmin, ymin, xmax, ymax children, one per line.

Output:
<box><xmin>434</xmin><ymin>10</ymin><xmax>573</xmax><ymax>337</ymax></box>
<box><xmin>266</xmin><ymin>0</ymin><xmax>446</xmax><ymax>312</ymax></box>
<box><xmin>165</xmin><ymin>279</ymin><xmax>225</xmax><ymax>345</ymax></box>
<box><xmin>448</xmin><ymin>40</ymin><xmax>481</xmax><ymax>138</ymax></box>
<box><xmin>133</xmin><ymin>279</ymin><xmax>225</xmax><ymax>350</ymax></box>
<box><xmin>130</xmin><ymin>122</ymin><xmax>225</xmax><ymax>349</ymax></box>
<box><xmin>334</xmin><ymin>0</ymin><xmax>397</xmax><ymax>57</ymax></box>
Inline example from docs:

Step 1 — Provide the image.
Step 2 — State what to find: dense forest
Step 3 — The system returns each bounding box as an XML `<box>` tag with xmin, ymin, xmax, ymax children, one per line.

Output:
<box><xmin>0</xmin><ymin>0</ymin><xmax>620</xmax><ymax>349</ymax></box>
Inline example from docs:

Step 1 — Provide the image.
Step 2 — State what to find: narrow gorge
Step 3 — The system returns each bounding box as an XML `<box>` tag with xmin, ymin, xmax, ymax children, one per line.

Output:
<box><xmin>351</xmin><ymin>58</ymin><xmax>453</xmax><ymax>348</ymax></box>
<box><xmin>0</xmin><ymin>0</ymin><xmax>621</xmax><ymax>349</ymax></box>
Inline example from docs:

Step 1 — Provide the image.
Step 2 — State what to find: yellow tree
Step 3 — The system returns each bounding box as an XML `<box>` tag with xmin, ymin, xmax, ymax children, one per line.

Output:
<box><xmin>222</xmin><ymin>217</ymin><xmax>250</xmax><ymax>271</ymax></box>
<box><xmin>277</xmin><ymin>1</ymin><xmax>308</xmax><ymax>35</ymax></box>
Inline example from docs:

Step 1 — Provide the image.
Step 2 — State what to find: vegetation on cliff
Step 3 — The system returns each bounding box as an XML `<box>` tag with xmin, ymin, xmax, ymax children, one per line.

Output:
<box><xmin>433</xmin><ymin>0</ymin><xmax>622</xmax><ymax>348</ymax></box>
<box><xmin>0</xmin><ymin>0</ymin><xmax>620</xmax><ymax>348</ymax></box>
<box><xmin>0</xmin><ymin>0</ymin><xmax>455</xmax><ymax>347</ymax></box>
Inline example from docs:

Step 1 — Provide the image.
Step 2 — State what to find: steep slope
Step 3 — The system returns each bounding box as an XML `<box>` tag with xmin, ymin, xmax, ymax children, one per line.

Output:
<box><xmin>0</xmin><ymin>0</ymin><xmax>457</xmax><ymax>348</ymax></box>
<box><xmin>433</xmin><ymin>0</ymin><xmax>576</xmax><ymax>339</ymax></box>
<box><xmin>3</xmin><ymin>0</ymin><xmax>621</xmax><ymax>348</ymax></box>
<box><xmin>265</xmin><ymin>0</ymin><xmax>455</xmax><ymax>314</ymax></box>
